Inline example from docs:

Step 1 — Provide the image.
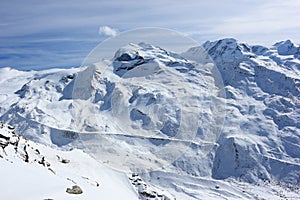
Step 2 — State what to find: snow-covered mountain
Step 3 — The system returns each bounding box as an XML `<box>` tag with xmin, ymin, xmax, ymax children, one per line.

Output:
<box><xmin>0</xmin><ymin>38</ymin><xmax>299</xmax><ymax>199</ymax></box>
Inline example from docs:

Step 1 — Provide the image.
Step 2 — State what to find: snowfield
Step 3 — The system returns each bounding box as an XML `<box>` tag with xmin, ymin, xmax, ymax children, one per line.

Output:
<box><xmin>0</xmin><ymin>38</ymin><xmax>299</xmax><ymax>199</ymax></box>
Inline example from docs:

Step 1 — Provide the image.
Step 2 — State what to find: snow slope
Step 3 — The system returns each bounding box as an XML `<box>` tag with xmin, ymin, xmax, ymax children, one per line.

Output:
<box><xmin>0</xmin><ymin>121</ymin><xmax>139</xmax><ymax>200</ymax></box>
<box><xmin>0</xmin><ymin>38</ymin><xmax>299</xmax><ymax>199</ymax></box>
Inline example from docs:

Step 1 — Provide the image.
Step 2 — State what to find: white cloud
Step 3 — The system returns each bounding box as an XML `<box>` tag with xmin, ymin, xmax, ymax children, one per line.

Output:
<box><xmin>98</xmin><ymin>26</ymin><xmax>118</xmax><ymax>37</ymax></box>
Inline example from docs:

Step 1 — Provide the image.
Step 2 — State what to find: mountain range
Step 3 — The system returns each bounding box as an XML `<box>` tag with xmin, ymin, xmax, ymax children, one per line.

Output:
<box><xmin>0</xmin><ymin>38</ymin><xmax>299</xmax><ymax>199</ymax></box>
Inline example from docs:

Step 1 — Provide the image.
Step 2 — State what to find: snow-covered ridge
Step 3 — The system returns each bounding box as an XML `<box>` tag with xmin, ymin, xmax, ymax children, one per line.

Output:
<box><xmin>0</xmin><ymin>39</ymin><xmax>300</xmax><ymax>199</ymax></box>
<box><xmin>112</xmin><ymin>42</ymin><xmax>193</xmax><ymax>77</ymax></box>
<box><xmin>198</xmin><ymin>38</ymin><xmax>300</xmax><ymax>184</ymax></box>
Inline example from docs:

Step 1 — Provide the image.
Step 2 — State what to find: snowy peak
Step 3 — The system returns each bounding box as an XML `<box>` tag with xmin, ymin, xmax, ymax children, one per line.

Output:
<box><xmin>202</xmin><ymin>38</ymin><xmax>300</xmax><ymax>63</ymax></box>
<box><xmin>201</xmin><ymin>38</ymin><xmax>252</xmax><ymax>63</ymax></box>
<box><xmin>113</xmin><ymin>42</ymin><xmax>176</xmax><ymax>61</ymax></box>
<box><xmin>183</xmin><ymin>38</ymin><xmax>300</xmax><ymax>91</ymax></box>
<box><xmin>112</xmin><ymin>42</ymin><xmax>191</xmax><ymax>77</ymax></box>
<box><xmin>274</xmin><ymin>40</ymin><xmax>299</xmax><ymax>56</ymax></box>
<box><xmin>181</xmin><ymin>38</ymin><xmax>300</xmax><ymax>185</ymax></box>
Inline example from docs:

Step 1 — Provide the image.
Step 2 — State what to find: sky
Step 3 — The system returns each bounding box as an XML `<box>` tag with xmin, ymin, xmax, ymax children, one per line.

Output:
<box><xmin>1</xmin><ymin>0</ymin><xmax>300</xmax><ymax>70</ymax></box>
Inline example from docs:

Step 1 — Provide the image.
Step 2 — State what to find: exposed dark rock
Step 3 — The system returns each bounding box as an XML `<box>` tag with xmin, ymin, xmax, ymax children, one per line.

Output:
<box><xmin>66</xmin><ymin>185</ymin><xmax>83</xmax><ymax>194</ymax></box>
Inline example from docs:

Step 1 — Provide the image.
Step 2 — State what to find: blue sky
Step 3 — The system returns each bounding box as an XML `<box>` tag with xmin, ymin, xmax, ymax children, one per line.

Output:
<box><xmin>1</xmin><ymin>0</ymin><xmax>300</xmax><ymax>70</ymax></box>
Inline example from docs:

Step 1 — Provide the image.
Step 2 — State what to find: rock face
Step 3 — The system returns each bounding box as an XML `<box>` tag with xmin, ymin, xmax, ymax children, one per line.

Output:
<box><xmin>129</xmin><ymin>173</ymin><xmax>174</xmax><ymax>200</ymax></box>
<box><xmin>0</xmin><ymin>121</ymin><xmax>51</xmax><ymax>168</ymax></box>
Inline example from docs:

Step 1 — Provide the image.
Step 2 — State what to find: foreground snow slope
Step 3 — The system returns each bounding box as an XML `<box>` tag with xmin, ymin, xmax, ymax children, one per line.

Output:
<box><xmin>0</xmin><ymin>38</ymin><xmax>299</xmax><ymax>199</ymax></box>
<box><xmin>0</xmin><ymin>121</ymin><xmax>139</xmax><ymax>200</ymax></box>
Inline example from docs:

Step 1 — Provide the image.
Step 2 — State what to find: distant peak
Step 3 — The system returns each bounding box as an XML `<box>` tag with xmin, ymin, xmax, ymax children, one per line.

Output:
<box><xmin>123</xmin><ymin>42</ymin><xmax>157</xmax><ymax>50</ymax></box>
<box><xmin>201</xmin><ymin>38</ymin><xmax>250</xmax><ymax>62</ymax></box>
<box><xmin>219</xmin><ymin>38</ymin><xmax>237</xmax><ymax>43</ymax></box>
<box><xmin>113</xmin><ymin>42</ymin><xmax>163</xmax><ymax>63</ymax></box>
<box><xmin>1</xmin><ymin>66</ymin><xmax>17</xmax><ymax>71</ymax></box>
<box><xmin>203</xmin><ymin>38</ymin><xmax>237</xmax><ymax>48</ymax></box>
<box><xmin>273</xmin><ymin>39</ymin><xmax>298</xmax><ymax>56</ymax></box>
<box><xmin>137</xmin><ymin>42</ymin><xmax>155</xmax><ymax>49</ymax></box>
<box><xmin>273</xmin><ymin>39</ymin><xmax>294</xmax><ymax>47</ymax></box>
